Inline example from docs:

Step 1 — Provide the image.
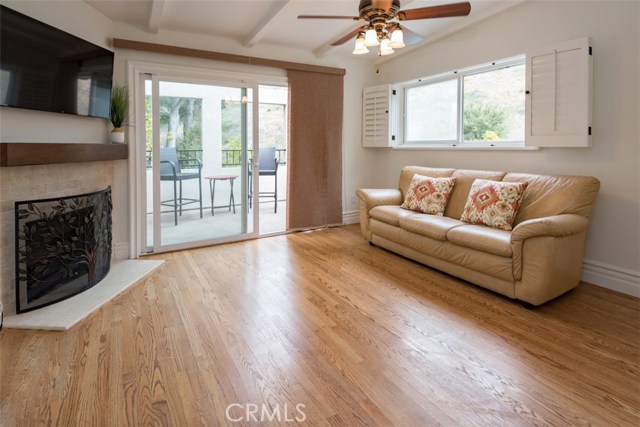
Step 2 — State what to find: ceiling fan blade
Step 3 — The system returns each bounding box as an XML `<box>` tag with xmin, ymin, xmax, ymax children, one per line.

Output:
<box><xmin>398</xmin><ymin>2</ymin><xmax>471</xmax><ymax>20</ymax></box>
<box><xmin>298</xmin><ymin>15</ymin><xmax>360</xmax><ymax>20</ymax></box>
<box><xmin>331</xmin><ymin>27</ymin><xmax>366</xmax><ymax>46</ymax></box>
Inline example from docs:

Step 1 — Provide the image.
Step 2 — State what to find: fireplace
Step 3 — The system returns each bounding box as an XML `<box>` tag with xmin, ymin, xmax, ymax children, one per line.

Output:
<box><xmin>15</xmin><ymin>187</ymin><xmax>112</xmax><ymax>313</ymax></box>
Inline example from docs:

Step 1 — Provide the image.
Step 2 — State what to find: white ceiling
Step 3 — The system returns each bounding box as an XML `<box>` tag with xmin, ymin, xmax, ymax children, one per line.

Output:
<box><xmin>85</xmin><ymin>0</ymin><xmax>524</xmax><ymax>59</ymax></box>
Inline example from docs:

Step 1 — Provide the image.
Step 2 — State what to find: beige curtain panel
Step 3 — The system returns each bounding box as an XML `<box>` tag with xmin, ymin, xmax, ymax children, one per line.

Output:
<box><xmin>287</xmin><ymin>69</ymin><xmax>344</xmax><ymax>230</ymax></box>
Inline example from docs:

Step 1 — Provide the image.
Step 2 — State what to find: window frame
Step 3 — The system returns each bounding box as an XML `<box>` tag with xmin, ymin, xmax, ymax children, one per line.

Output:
<box><xmin>397</xmin><ymin>55</ymin><xmax>526</xmax><ymax>148</ymax></box>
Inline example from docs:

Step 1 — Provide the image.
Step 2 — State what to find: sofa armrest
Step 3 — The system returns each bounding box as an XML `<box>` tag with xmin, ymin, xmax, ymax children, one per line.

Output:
<box><xmin>511</xmin><ymin>214</ymin><xmax>590</xmax><ymax>283</ymax></box>
<box><xmin>356</xmin><ymin>189</ymin><xmax>403</xmax><ymax>241</ymax></box>
<box><xmin>511</xmin><ymin>214</ymin><xmax>589</xmax><ymax>243</ymax></box>
<box><xmin>356</xmin><ymin>188</ymin><xmax>403</xmax><ymax>210</ymax></box>
<box><xmin>515</xmin><ymin>232</ymin><xmax>589</xmax><ymax>305</ymax></box>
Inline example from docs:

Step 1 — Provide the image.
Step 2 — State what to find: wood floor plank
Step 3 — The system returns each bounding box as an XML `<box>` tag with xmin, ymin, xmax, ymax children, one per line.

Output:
<box><xmin>1</xmin><ymin>225</ymin><xmax>638</xmax><ymax>426</ymax></box>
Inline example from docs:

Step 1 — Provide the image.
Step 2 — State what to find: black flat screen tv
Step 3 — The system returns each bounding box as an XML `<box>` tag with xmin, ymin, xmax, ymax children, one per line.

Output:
<box><xmin>0</xmin><ymin>5</ymin><xmax>114</xmax><ymax>119</ymax></box>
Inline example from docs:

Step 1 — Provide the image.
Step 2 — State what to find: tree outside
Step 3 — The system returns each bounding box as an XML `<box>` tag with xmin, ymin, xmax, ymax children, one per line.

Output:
<box><xmin>221</xmin><ymin>100</ymin><xmax>287</xmax><ymax>166</ymax></box>
<box><xmin>463</xmin><ymin>104</ymin><xmax>507</xmax><ymax>141</ymax></box>
<box><xmin>145</xmin><ymin>96</ymin><xmax>203</xmax><ymax>154</ymax></box>
<box><xmin>144</xmin><ymin>89</ymin><xmax>287</xmax><ymax>167</ymax></box>
<box><xmin>221</xmin><ymin>101</ymin><xmax>287</xmax><ymax>150</ymax></box>
<box><xmin>463</xmin><ymin>64</ymin><xmax>525</xmax><ymax>142</ymax></box>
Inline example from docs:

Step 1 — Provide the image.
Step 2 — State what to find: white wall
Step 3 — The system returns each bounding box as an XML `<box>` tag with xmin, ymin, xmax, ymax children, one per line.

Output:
<box><xmin>363</xmin><ymin>0</ymin><xmax>640</xmax><ymax>294</ymax></box>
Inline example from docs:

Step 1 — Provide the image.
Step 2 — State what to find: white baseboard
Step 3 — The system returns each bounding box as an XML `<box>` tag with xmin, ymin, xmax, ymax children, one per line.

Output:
<box><xmin>113</xmin><ymin>242</ymin><xmax>130</xmax><ymax>260</ymax></box>
<box><xmin>582</xmin><ymin>259</ymin><xmax>640</xmax><ymax>297</ymax></box>
<box><xmin>342</xmin><ymin>211</ymin><xmax>360</xmax><ymax>225</ymax></box>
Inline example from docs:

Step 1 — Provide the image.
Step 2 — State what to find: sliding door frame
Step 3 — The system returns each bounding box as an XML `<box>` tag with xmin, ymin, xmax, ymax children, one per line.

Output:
<box><xmin>126</xmin><ymin>60</ymin><xmax>287</xmax><ymax>257</ymax></box>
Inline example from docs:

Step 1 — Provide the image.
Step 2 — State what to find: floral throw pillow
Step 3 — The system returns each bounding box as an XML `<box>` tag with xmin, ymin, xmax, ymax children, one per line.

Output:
<box><xmin>460</xmin><ymin>179</ymin><xmax>529</xmax><ymax>230</ymax></box>
<box><xmin>401</xmin><ymin>175</ymin><xmax>457</xmax><ymax>216</ymax></box>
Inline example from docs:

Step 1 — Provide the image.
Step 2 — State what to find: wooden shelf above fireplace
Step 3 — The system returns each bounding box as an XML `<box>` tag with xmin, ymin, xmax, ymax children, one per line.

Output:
<box><xmin>0</xmin><ymin>143</ymin><xmax>128</xmax><ymax>167</ymax></box>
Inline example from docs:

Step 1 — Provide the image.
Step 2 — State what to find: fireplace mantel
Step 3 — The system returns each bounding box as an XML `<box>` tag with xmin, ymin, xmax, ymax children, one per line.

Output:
<box><xmin>0</xmin><ymin>143</ymin><xmax>128</xmax><ymax>167</ymax></box>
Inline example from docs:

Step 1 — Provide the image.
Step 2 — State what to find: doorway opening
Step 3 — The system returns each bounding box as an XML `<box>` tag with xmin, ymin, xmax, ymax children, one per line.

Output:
<box><xmin>137</xmin><ymin>70</ymin><xmax>289</xmax><ymax>254</ymax></box>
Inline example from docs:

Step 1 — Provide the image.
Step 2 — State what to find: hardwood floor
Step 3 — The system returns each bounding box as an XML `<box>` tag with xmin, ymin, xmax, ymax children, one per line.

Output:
<box><xmin>1</xmin><ymin>225</ymin><xmax>639</xmax><ymax>426</ymax></box>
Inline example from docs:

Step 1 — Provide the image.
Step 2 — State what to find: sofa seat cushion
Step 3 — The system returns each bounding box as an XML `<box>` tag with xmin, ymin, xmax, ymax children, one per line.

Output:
<box><xmin>399</xmin><ymin>214</ymin><xmax>466</xmax><ymax>241</ymax></box>
<box><xmin>369</xmin><ymin>205</ymin><xmax>414</xmax><ymax>227</ymax></box>
<box><xmin>447</xmin><ymin>225</ymin><xmax>513</xmax><ymax>257</ymax></box>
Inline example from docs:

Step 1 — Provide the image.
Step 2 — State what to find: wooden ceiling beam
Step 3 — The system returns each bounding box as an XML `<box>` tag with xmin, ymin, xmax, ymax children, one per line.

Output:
<box><xmin>243</xmin><ymin>0</ymin><xmax>302</xmax><ymax>48</ymax></box>
<box><xmin>147</xmin><ymin>0</ymin><xmax>166</xmax><ymax>34</ymax></box>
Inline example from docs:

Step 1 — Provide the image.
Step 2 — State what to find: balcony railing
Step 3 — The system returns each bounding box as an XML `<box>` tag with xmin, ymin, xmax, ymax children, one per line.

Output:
<box><xmin>146</xmin><ymin>148</ymin><xmax>287</xmax><ymax>168</ymax></box>
<box><xmin>145</xmin><ymin>149</ymin><xmax>203</xmax><ymax>168</ymax></box>
<box><xmin>222</xmin><ymin>149</ymin><xmax>287</xmax><ymax>167</ymax></box>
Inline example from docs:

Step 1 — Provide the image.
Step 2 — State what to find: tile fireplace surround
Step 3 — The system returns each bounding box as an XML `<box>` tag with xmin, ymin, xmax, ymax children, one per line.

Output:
<box><xmin>0</xmin><ymin>160</ymin><xmax>162</xmax><ymax>328</ymax></box>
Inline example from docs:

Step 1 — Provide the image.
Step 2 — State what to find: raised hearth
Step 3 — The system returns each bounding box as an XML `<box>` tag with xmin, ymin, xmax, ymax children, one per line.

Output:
<box><xmin>3</xmin><ymin>260</ymin><xmax>164</xmax><ymax>330</ymax></box>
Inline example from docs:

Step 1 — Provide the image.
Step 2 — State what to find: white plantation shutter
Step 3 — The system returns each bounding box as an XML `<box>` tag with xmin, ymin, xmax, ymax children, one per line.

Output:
<box><xmin>362</xmin><ymin>84</ymin><xmax>393</xmax><ymax>147</ymax></box>
<box><xmin>525</xmin><ymin>37</ymin><xmax>592</xmax><ymax>147</ymax></box>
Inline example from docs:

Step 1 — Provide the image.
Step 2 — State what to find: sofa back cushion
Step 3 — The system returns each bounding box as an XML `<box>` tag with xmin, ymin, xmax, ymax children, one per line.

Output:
<box><xmin>444</xmin><ymin>169</ymin><xmax>506</xmax><ymax>219</ymax></box>
<box><xmin>502</xmin><ymin>173</ymin><xmax>600</xmax><ymax>224</ymax></box>
<box><xmin>399</xmin><ymin>166</ymin><xmax>454</xmax><ymax>198</ymax></box>
<box><xmin>460</xmin><ymin>179</ymin><xmax>529</xmax><ymax>230</ymax></box>
<box><xmin>401</xmin><ymin>175</ymin><xmax>457</xmax><ymax>216</ymax></box>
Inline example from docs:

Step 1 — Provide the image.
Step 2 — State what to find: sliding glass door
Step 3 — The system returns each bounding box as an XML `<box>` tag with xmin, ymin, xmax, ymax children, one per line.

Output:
<box><xmin>141</xmin><ymin>74</ymin><xmax>258</xmax><ymax>253</ymax></box>
<box><xmin>255</xmin><ymin>84</ymin><xmax>288</xmax><ymax>235</ymax></box>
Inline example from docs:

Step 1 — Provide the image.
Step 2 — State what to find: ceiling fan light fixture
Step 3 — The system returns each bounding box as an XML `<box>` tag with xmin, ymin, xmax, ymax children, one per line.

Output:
<box><xmin>352</xmin><ymin>33</ymin><xmax>369</xmax><ymax>54</ymax></box>
<box><xmin>364</xmin><ymin>26</ymin><xmax>380</xmax><ymax>47</ymax></box>
<box><xmin>389</xmin><ymin>27</ymin><xmax>405</xmax><ymax>49</ymax></box>
<box><xmin>300</xmin><ymin>1</ymin><xmax>472</xmax><ymax>54</ymax></box>
<box><xmin>379</xmin><ymin>36</ymin><xmax>395</xmax><ymax>56</ymax></box>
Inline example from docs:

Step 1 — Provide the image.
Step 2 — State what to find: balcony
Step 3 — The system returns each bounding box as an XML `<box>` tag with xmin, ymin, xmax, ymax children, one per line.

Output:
<box><xmin>145</xmin><ymin>148</ymin><xmax>287</xmax><ymax>248</ymax></box>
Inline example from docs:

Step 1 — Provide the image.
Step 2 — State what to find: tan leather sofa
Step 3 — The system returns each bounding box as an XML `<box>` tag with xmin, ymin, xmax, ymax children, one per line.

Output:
<box><xmin>356</xmin><ymin>166</ymin><xmax>600</xmax><ymax>306</ymax></box>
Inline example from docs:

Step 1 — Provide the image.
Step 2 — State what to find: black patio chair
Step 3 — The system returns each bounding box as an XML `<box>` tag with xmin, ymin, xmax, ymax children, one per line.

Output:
<box><xmin>248</xmin><ymin>147</ymin><xmax>279</xmax><ymax>213</ymax></box>
<box><xmin>160</xmin><ymin>147</ymin><xmax>203</xmax><ymax>225</ymax></box>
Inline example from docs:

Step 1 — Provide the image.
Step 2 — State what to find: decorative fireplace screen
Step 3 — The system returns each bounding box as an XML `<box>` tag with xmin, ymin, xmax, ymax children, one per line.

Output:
<box><xmin>15</xmin><ymin>187</ymin><xmax>112</xmax><ymax>313</ymax></box>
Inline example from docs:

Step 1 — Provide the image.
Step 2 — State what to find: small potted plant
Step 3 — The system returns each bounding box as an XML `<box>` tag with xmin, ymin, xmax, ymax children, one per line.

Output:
<box><xmin>110</xmin><ymin>84</ymin><xmax>129</xmax><ymax>143</ymax></box>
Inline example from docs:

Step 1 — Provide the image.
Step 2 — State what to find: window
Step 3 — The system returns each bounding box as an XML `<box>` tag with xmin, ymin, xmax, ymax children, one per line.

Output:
<box><xmin>463</xmin><ymin>64</ymin><xmax>525</xmax><ymax>143</ymax></box>
<box><xmin>362</xmin><ymin>37</ymin><xmax>592</xmax><ymax>149</ymax></box>
<box><xmin>406</xmin><ymin>79</ymin><xmax>458</xmax><ymax>142</ymax></box>
<box><xmin>401</xmin><ymin>56</ymin><xmax>525</xmax><ymax>147</ymax></box>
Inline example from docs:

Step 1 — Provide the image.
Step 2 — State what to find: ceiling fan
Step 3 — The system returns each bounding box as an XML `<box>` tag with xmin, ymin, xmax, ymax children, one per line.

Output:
<box><xmin>299</xmin><ymin>0</ymin><xmax>471</xmax><ymax>56</ymax></box>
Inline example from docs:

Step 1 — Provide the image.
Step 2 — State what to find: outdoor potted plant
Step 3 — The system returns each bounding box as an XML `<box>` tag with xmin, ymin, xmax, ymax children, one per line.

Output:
<box><xmin>110</xmin><ymin>84</ymin><xmax>129</xmax><ymax>143</ymax></box>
